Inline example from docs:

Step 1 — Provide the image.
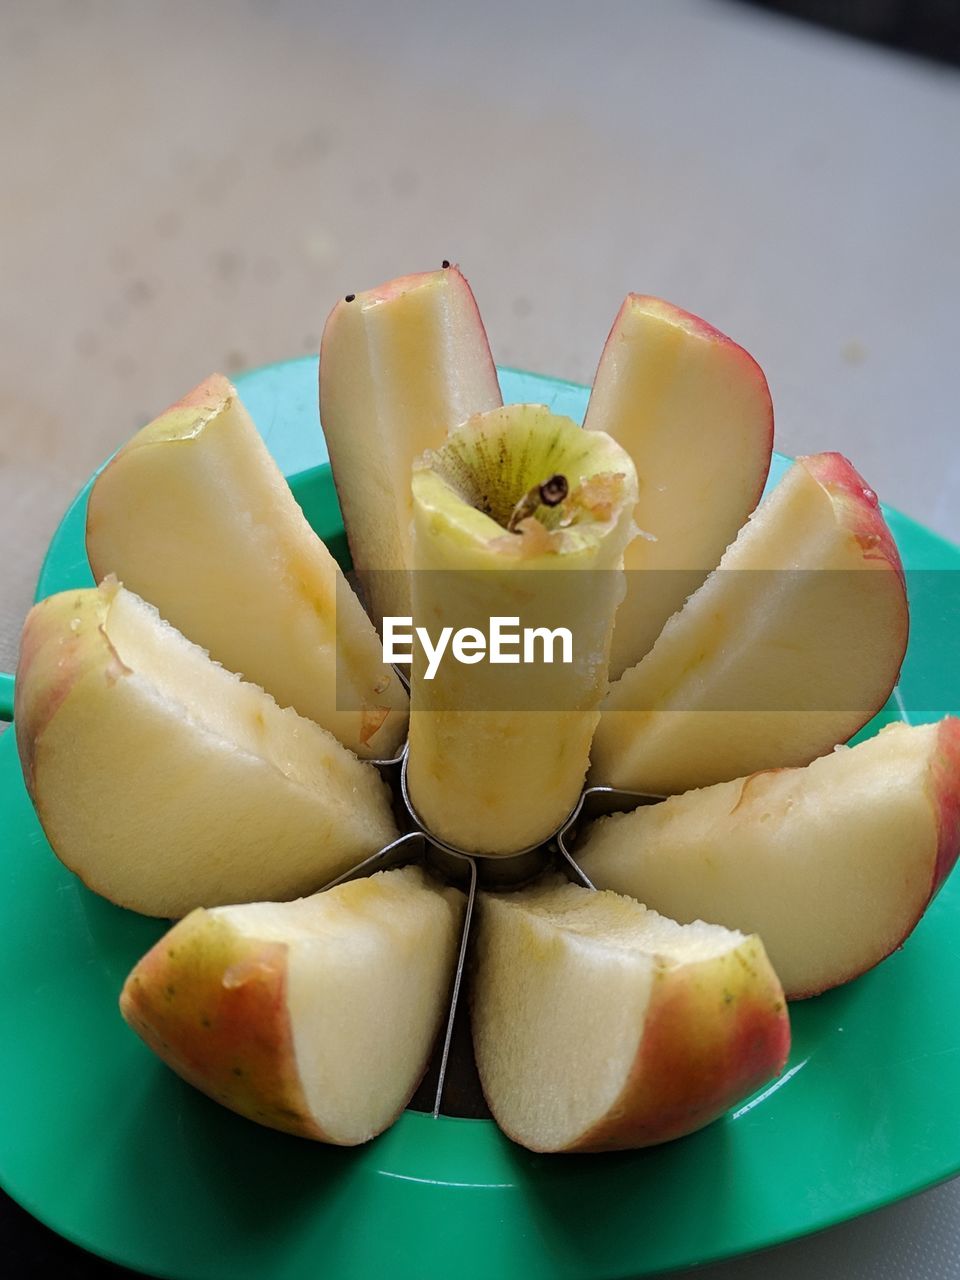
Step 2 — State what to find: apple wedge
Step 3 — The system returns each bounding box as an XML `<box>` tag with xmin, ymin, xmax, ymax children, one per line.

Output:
<box><xmin>579</xmin><ymin>719</ymin><xmax>960</xmax><ymax>998</ymax></box>
<box><xmin>86</xmin><ymin>374</ymin><xmax>407</xmax><ymax>759</ymax></box>
<box><xmin>121</xmin><ymin>867</ymin><xmax>464</xmax><ymax>1144</ymax></box>
<box><xmin>590</xmin><ymin>452</ymin><xmax>909</xmax><ymax>794</ymax></box>
<box><xmin>15</xmin><ymin>580</ymin><xmax>398</xmax><ymax>917</ymax></box>
<box><xmin>471</xmin><ymin>881</ymin><xmax>789</xmax><ymax>1152</ymax></box>
<box><xmin>319</xmin><ymin>263</ymin><xmax>502</xmax><ymax>631</ymax></box>
<box><xmin>405</xmin><ymin>404</ymin><xmax>638</xmax><ymax>854</ymax></box>
<box><xmin>585</xmin><ymin>295</ymin><xmax>773</xmax><ymax>677</ymax></box>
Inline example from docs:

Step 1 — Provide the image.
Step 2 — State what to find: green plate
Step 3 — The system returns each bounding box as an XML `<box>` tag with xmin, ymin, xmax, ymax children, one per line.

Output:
<box><xmin>1</xmin><ymin>360</ymin><xmax>959</xmax><ymax>1280</ymax></box>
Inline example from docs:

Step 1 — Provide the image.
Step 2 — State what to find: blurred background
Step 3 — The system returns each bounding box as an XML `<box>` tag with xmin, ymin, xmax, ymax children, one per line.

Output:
<box><xmin>2</xmin><ymin>1</ymin><xmax>960</xmax><ymax>1274</ymax></box>
<box><xmin>2</xmin><ymin>0</ymin><xmax>960</xmax><ymax>678</ymax></box>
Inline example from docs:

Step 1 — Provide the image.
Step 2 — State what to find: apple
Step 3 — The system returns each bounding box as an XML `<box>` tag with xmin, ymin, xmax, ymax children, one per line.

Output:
<box><xmin>471</xmin><ymin>880</ymin><xmax>789</xmax><ymax>1152</ymax></box>
<box><xmin>405</xmin><ymin>404</ymin><xmax>638</xmax><ymax>854</ymax></box>
<box><xmin>86</xmin><ymin>374</ymin><xmax>408</xmax><ymax>760</ymax></box>
<box><xmin>319</xmin><ymin>263</ymin><xmax>502</xmax><ymax>632</ymax></box>
<box><xmin>121</xmin><ymin>867</ymin><xmax>464</xmax><ymax>1144</ymax></box>
<box><xmin>15</xmin><ymin>580</ymin><xmax>398</xmax><ymax>917</ymax></box>
<box><xmin>590</xmin><ymin>452</ymin><xmax>909</xmax><ymax>795</ymax></box>
<box><xmin>579</xmin><ymin>719</ymin><xmax>960</xmax><ymax>998</ymax></box>
<box><xmin>585</xmin><ymin>294</ymin><xmax>773</xmax><ymax>677</ymax></box>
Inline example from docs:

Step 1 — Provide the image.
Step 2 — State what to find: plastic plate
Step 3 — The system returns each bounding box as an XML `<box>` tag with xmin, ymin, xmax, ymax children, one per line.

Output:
<box><xmin>1</xmin><ymin>362</ymin><xmax>959</xmax><ymax>1280</ymax></box>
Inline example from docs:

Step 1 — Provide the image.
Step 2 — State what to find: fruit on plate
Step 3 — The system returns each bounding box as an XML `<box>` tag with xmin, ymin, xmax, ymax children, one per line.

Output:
<box><xmin>578</xmin><ymin>719</ymin><xmax>960</xmax><ymax>998</ymax></box>
<box><xmin>86</xmin><ymin>374</ymin><xmax>407</xmax><ymax>760</ymax></box>
<box><xmin>319</xmin><ymin>264</ymin><xmax>502</xmax><ymax>632</ymax></box>
<box><xmin>590</xmin><ymin>452</ymin><xmax>909</xmax><ymax>795</ymax></box>
<box><xmin>120</xmin><ymin>867</ymin><xmax>464</xmax><ymax>1144</ymax></box>
<box><xmin>584</xmin><ymin>295</ymin><xmax>773</xmax><ymax>677</ymax></box>
<box><xmin>405</xmin><ymin>404</ymin><xmax>638</xmax><ymax>854</ymax></box>
<box><xmin>15</xmin><ymin>579</ymin><xmax>398</xmax><ymax>917</ymax></box>
<box><xmin>471</xmin><ymin>880</ymin><xmax>789</xmax><ymax>1152</ymax></box>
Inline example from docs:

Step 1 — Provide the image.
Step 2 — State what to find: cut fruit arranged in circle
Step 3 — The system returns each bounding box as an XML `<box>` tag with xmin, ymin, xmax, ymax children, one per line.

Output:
<box><xmin>470</xmin><ymin>881</ymin><xmax>790</xmax><ymax>1152</ymax></box>
<box><xmin>319</xmin><ymin>263</ymin><xmax>502</xmax><ymax>633</ymax></box>
<box><xmin>120</xmin><ymin>867</ymin><xmax>464</xmax><ymax>1145</ymax></box>
<box><xmin>405</xmin><ymin>403</ymin><xmax>638</xmax><ymax>855</ymax></box>
<box><xmin>590</xmin><ymin>451</ymin><xmax>909</xmax><ymax>795</ymax></box>
<box><xmin>13</xmin><ymin>263</ymin><xmax>960</xmax><ymax>1166</ymax></box>
<box><xmin>585</xmin><ymin>294</ymin><xmax>773</xmax><ymax>678</ymax></box>
<box><xmin>579</xmin><ymin>719</ymin><xmax>960</xmax><ymax>998</ymax></box>
<box><xmin>86</xmin><ymin>373</ymin><xmax>408</xmax><ymax>760</ymax></box>
<box><xmin>15</xmin><ymin>579</ymin><xmax>398</xmax><ymax>917</ymax></box>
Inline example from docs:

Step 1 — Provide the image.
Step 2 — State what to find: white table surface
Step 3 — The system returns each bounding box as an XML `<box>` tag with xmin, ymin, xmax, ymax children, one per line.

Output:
<box><xmin>2</xmin><ymin>2</ymin><xmax>959</xmax><ymax>1275</ymax></box>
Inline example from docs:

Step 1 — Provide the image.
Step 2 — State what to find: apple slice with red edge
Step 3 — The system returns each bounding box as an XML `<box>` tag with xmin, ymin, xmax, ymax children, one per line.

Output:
<box><xmin>590</xmin><ymin>452</ymin><xmax>909</xmax><ymax>795</ymax></box>
<box><xmin>15</xmin><ymin>580</ymin><xmax>398</xmax><ymax>917</ymax></box>
<box><xmin>86</xmin><ymin>373</ymin><xmax>408</xmax><ymax>759</ymax></box>
<box><xmin>121</xmin><ymin>867</ymin><xmax>464</xmax><ymax>1144</ymax></box>
<box><xmin>579</xmin><ymin>719</ymin><xmax>960</xmax><ymax>998</ymax></box>
<box><xmin>585</xmin><ymin>294</ymin><xmax>773</xmax><ymax>676</ymax></box>
<box><xmin>471</xmin><ymin>880</ymin><xmax>789</xmax><ymax>1152</ymax></box>
<box><xmin>319</xmin><ymin>263</ymin><xmax>502</xmax><ymax>632</ymax></box>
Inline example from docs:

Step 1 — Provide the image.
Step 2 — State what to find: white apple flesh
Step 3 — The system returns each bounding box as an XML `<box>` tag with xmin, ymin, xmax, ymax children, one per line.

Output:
<box><xmin>471</xmin><ymin>881</ymin><xmax>789</xmax><ymax>1152</ymax></box>
<box><xmin>121</xmin><ymin>867</ymin><xmax>464</xmax><ymax>1144</ymax></box>
<box><xmin>585</xmin><ymin>294</ymin><xmax>773</xmax><ymax>676</ymax></box>
<box><xmin>579</xmin><ymin>719</ymin><xmax>960</xmax><ymax>998</ymax></box>
<box><xmin>86</xmin><ymin>374</ymin><xmax>408</xmax><ymax>759</ymax></box>
<box><xmin>319</xmin><ymin>264</ymin><xmax>502</xmax><ymax>631</ymax></box>
<box><xmin>15</xmin><ymin>580</ymin><xmax>398</xmax><ymax>917</ymax></box>
<box><xmin>590</xmin><ymin>452</ymin><xmax>909</xmax><ymax>794</ymax></box>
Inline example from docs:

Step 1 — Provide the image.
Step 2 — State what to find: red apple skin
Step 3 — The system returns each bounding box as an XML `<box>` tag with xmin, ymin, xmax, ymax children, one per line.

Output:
<box><xmin>120</xmin><ymin>912</ymin><xmax>330</xmax><ymax>1140</ymax></box>
<box><xmin>932</xmin><ymin>718</ymin><xmax>960</xmax><ymax>890</ymax></box>
<box><xmin>787</xmin><ymin>717</ymin><xmax>960</xmax><ymax>1001</ymax></box>
<box><xmin>774</xmin><ymin>451</ymin><xmax>908</xmax><ymax>758</ymax></box>
<box><xmin>801</xmin><ymin>452</ymin><xmax>906</xmax><ymax>587</ymax></box>
<box><xmin>563</xmin><ymin>936</ymin><xmax>790</xmax><ymax>1152</ymax></box>
<box><xmin>15</xmin><ymin>590</ymin><xmax>127</xmax><ymax>799</ymax></box>
<box><xmin>319</xmin><ymin>263</ymin><xmax>498</xmax><ymax>415</ymax></box>
<box><xmin>159</xmin><ymin>371</ymin><xmax>230</xmax><ymax>418</ymax></box>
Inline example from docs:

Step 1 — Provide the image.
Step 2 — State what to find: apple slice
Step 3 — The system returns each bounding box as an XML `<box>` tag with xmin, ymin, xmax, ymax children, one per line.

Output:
<box><xmin>579</xmin><ymin>719</ymin><xmax>960</xmax><ymax>999</ymax></box>
<box><xmin>584</xmin><ymin>295</ymin><xmax>773</xmax><ymax>677</ymax></box>
<box><xmin>590</xmin><ymin>452</ymin><xmax>909</xmax><ymax>794</ymax></box>
<box><xmin>86</xmin><ymin>374</ymin><xmax>407</xmax><ymax>760</ymax></box>
<box><xmin>405</xmin><ymin>404</ymin><xmax>638</xmax><ymax>855</ymax></box>
<box><xmin>471</xmin><ymin>881</ymin><xmax>789</xmax><ymax>1152</ymax></box>
<box><xmin>319</xmin><ymin>263</ymin><xmax>502</xmax><ymax>631</ymax></box>
<box><xmin>15</xmin><ymin>580</ymin><xmax>398</xmax><ymax>917</ymax></box>
<box><xmin>121</xmin><ymin>867</ymin><xmax>464</xmax><ymax>1144</ymax></box>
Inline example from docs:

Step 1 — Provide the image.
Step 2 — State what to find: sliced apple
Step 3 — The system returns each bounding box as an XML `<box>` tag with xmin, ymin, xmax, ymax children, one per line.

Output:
<box><xmin>579</xmin><ymin>719</ymin><xmax>960</xmax><ymax>998</ymax></box>
<box><xmin>585</xmin><ymin>295</ymin><xmax>773</xmax><ymax>677</ymax></box>
<box><xmin>405</xmin><ymin>404</ymin><xmax>638</xmax><ymax>855</ymax></box>
<box><xmin>471</xmin><ymin>881</ymin><xmax>789</xmax><ymax>1152</ymax></box>
<box><xmin>590</xmin><ymin>452</ymin><xmax>909</xmax><ymax>794</ymax></box>
<box><xmin>15</xmin><ymin>580</ymin><xmax>398</xmax><ymax>917</ymax></box>
<box><xmin>319</xmin><ymin>263</ymin><xmax>502</xmax><ymax>631</ymax></box>
<box><xmin>86</xmin><ymin>374</ymin><xmax>407</xmax><ymax>759</ymax></box>
<box><xmin>121</xmin><ymin>867</ymin><xmax>464</xmax><ymax>1144</ymax></box>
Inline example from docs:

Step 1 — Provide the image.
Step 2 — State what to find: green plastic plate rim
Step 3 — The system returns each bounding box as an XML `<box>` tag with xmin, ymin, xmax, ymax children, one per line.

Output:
<box><xmin>0</xmin><ymin>359</ymin><xmax>959</xmax><ymax>1280</ymax></box>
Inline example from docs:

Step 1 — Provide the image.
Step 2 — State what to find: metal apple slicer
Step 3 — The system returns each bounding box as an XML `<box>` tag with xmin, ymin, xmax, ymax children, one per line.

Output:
<box><xmin>318</xmin><ymin>733</ymin><xmax>664</xmax><ymax>1120</ymax></box>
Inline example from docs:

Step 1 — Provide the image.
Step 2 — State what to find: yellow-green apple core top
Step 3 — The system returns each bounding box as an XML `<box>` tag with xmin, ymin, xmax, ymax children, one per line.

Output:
<box><xmin>406</xmin><ymin>404</ymin><xmax>638</xmax><ymax>856</ymax></box>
